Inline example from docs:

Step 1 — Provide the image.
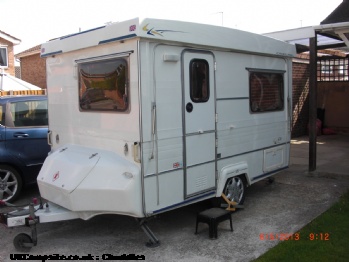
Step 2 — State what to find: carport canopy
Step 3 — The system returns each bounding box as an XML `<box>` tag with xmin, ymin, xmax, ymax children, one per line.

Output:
<box><xmin>265</xmin><ymin>13</ymin><xmax>349</xmax><ymax>171</ymax></box>
<box><xmin>264</xmin><ymin>22</ymin><xmax>349</xmax><ymax>52</ymax></box>
<box><xmin>265</xmin><ymin>0</ymin><xmax>349</xmax><ymax>51</ymax></box>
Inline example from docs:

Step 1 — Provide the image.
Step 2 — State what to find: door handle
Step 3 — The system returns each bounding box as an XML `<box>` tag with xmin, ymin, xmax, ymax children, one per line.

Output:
<box><xmin>13</xmin><ymin>133</ymin><xmax>29</xmax><ymax>138</ymax></box>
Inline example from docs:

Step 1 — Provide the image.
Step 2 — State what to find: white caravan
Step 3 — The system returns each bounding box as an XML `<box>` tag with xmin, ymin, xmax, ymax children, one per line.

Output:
<box><xmin>3</xmin><ymin>18</ymin><xmax>296</xmax><ymax>248</ymax></box>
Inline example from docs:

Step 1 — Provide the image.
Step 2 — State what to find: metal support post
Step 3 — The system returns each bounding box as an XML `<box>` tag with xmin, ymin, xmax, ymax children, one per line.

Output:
<box><xmin>309</xmin><ymin>35</ymin><xmax>318</xmax><ymax>172</ymax></box>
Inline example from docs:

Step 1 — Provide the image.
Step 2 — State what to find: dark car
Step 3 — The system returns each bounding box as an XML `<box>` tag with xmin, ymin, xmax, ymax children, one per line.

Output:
<box><xmin>0</xmin><ymin>95</ymin><xmax>50</xmax><ymax>202</ymax></box>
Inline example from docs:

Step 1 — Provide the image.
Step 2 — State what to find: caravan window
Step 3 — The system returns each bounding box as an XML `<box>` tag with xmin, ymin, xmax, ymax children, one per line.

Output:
<box><xmin>189</xmin><ymin>59</ymin><xmax>209</xmax><ymax>102</ymax></box>
<box><xmin>249</xmin><ymin>71</ymin><xmax>284</xmax><ymax>113</ymax></box>
<box><xmin>78</xmin><ymin>58</ymin><xmax>128</xmax><ymax>112</ymax></box>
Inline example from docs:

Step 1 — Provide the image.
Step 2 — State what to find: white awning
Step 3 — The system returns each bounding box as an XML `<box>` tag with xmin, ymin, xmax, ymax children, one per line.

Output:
<box><xmin>0</xmin><ymin>71</ymin><xmax>41</xmax><ymax>91</ymax></box>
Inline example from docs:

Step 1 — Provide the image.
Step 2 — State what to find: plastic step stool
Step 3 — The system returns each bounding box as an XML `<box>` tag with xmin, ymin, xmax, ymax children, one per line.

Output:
<box><xmin>195</xmin><ymin>208</ymin><xmax>233</xmax><ymax>239</ymax></box>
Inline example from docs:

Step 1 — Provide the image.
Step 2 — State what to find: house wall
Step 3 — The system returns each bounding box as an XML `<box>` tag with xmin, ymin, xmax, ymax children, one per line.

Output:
<box><xmin>20</xmin><ymin>54</ymin><xmax>46</xmax><ymax>89</ymax></box>
<box><xmin>0</xmin><ymin>38</ymin><xmax>15</xmax><ymax>76</ymax></box>
<box><xmin>317</xmin><ymin>81</ymin><xmax>349</xmax><ymax>133</ymax></box>
<box><xmin>292</xmin><ymin>61</ymin><xmax>310</xmax><ymax>138</ymax></box>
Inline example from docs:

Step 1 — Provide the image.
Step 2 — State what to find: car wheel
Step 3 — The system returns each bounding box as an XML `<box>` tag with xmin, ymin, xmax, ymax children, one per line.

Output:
<box><xmin>223</xmin><ymin>176</ymin><xmax>246</xmax><ymax>205</ymax></box>
<box><xmin>0</xmin><ymin>165</ymin><xmax>23</xmax><ymax>202</ymax></box>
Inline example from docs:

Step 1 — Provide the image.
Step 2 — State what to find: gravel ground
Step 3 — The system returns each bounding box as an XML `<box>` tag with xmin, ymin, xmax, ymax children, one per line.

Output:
<box><xmin>1</xmin><ymin>134</ymin><xmax>349</xmax><ymax>262</ymax></box>
<box><xmin>1</xmin><ymin>170</ymin><xmax>349</xmax><ymax>262</ymax></box>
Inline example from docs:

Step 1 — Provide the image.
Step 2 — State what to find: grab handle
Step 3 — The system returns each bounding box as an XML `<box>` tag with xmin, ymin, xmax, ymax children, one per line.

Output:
<box><xmin>47</xmin><ymin>130</ymin><xmax>53</xmax><ymax>146</ymax></box>
<box><xmin>133</xmin><ymin>142</ymin><xmax>141</xmax><ymax>163</ymax></box>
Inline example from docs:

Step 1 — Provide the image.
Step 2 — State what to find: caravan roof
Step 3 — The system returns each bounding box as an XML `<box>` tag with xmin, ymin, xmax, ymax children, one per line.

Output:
<box><xmin>41</xmin><ymin>18</ymin><xmax>296</xmax><ymax>58</ymax></box>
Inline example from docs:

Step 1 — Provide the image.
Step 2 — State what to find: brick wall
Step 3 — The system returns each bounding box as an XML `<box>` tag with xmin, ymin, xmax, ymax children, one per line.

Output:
<box><xmin>0</xmin><ymin>38</ymin><xmax>15</xmax><ymax>76</ymax></box>
<box><xmin>20</xmin><ymin>53</ymin><xmax>46</xmax><ymax>89</ymax></box>
<box><xmin>292</xmin><ymin>61</ymin><xmax>310</xmax><ymax>138</ymax></box>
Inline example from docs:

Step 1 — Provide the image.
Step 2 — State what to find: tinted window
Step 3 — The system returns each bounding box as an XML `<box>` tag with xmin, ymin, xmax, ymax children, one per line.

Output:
<box><xmin>249</xmin><ymin>72</ymin><xmax>284</xmax><ymax>113</ymax></box>
<box><xmin>9</xmin><ymin>100</ymin><xmax>48</xmax><ymax>127</ymax></box>
<box><xmin>190</xmin><ymin>59</ymin><xmax>209</xmax><ymax>102</ymax></box>
<box><xmin>79</xmin><ymin>58</ymin><xmax>128</xmax><ymax>111</ymax></box>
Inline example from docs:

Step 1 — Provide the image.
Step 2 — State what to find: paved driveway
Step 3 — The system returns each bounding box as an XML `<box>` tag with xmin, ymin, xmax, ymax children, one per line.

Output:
<box><xmin>1</xmin><ymin>134</ymin><xmax>349</xmax><ymax>262</ymax></box>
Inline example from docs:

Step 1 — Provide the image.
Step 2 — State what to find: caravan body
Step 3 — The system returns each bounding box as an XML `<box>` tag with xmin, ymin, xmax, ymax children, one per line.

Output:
<box><xmin>38</xmin><ymin>18</ymin><xmax>296</xmax><ymax>219</ymax></box>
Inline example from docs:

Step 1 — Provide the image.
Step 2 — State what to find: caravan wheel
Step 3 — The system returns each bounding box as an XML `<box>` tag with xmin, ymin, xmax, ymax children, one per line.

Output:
<box><xmin>13</xmin><ymin>233</ymin><xmax>33</xmax><ymax>252</ymax></box>
<box><xmin>223</xmin><ymin>176</ymin><xmax>246</xmax><ymax>205</ymax></box>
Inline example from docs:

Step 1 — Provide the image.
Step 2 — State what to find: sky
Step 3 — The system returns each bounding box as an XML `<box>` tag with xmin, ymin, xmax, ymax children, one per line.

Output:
<box><xmin>0</xmin><ymin>0</ymin><xmax>343</xmax><ymax>54</ymax></box>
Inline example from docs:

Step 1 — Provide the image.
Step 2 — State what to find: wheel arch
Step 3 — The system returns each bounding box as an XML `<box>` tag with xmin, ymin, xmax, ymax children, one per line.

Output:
<box><xmin>0</xmin><ymin>162</ymin><xmax>24</xmax><ymax>180</ymax></box>
<box><xmin>216</xmin><ymin>162</ymin><xmax>250</xmax><ymax>197</ymax></box>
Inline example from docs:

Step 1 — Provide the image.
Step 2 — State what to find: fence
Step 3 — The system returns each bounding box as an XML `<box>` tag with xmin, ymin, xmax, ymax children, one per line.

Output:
<box><xmin>0</xmin><ymin>89</ymin><xmax>46</xmax><ymax>96</ymax></box>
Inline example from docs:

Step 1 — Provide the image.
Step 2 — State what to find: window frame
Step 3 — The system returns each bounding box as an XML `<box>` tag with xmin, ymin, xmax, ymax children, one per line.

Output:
<box><xmin>8</xmin><ymin>99</ymin><xmax>48</xmax><ymax>127</ymax></box>
<box><xmin>0</xmin><ymin>46</ymin><xmax>8</xmax><ymax>68</ymax></box>
<box><xmin>0</xmin><ymin>104</ymin><xmax>4</xmax><ymax>126</ymax></box>
<box><xmin>77</xmin><ymin>55</ymin><xmax>130</xmax><ymax>113</ymax></box>
<box><xmin>189</xmin><ymin>59</ymin><xmax>210</xmax><ymax>103</ymax></box>
<box><xmin>247</xmin><ymin>68</ymin><xmax>285</xmax><ymax>114</ymax></box>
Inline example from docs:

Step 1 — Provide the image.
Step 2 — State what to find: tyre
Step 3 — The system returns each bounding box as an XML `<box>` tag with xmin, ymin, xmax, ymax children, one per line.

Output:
<box><xmin>223</xmin><ymin>175</ymin><xmax>246</xmax><ymax>205</ymax></box>
<box><xmin>0</xmin><ymin>165</ymin><xmax>23</xmax><ymax>202</ymax></box>
<box><xmin>13</xmin><ymin>233</ymin><xmax>33</xmax><ymax>252</ymax></box>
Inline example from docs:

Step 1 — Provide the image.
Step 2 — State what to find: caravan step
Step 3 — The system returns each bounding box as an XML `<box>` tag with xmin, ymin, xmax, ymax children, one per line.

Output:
<box><xmin>195</xmin><ymin>208</ymin><xmax>233</xmax><ymax>239</ymax></box>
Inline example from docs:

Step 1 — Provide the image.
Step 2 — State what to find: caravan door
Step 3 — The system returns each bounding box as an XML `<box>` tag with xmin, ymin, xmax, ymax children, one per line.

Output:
<box><xmin>182</xmin><ymin>51</ymin><xmax>216</xmax><ymax>197</ymax></box>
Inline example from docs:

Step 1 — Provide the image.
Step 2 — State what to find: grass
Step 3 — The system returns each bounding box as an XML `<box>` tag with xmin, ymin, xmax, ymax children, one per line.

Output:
<box><xmin>254</xmin><ymin>189</ymin><xmax>349</xmax><ymax>262</ymax></box>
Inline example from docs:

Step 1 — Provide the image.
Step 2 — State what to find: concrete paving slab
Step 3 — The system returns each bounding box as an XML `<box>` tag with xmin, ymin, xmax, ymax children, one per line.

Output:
<box><xmin>1</xmin><ymin>134</ymin><xmax>348</xmax><ymax>262</ymax></box>
<box><xmin>291</xmin><ymin>134</ymin><xmax>349</xmax><ymax>175</ymax></box>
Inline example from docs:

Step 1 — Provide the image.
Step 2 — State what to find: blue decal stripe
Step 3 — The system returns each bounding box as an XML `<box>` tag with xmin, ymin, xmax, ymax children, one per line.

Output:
<box><xmin>157</xmin><ymin>30</ymin><xmax>185</xmax><ymax>33</ymax></box>
<box><xmin>99</xmin><ymin>34</ymin><xmax>137</xmax><ymax>45</ymax></box>
<box><xmin>152</xmin><ymin>191</ymin><xmax>216</xmax><ymax>214</ymax></box>
<box><xmin>251</xmin><ymin>166</ymin><xmax>289</xmax><ymax>181</ymax></box>
<box><xmin>60</xmin><ymin>26</ymin><xmax>106</xmax><ymax>40</ymax></box>
<box><xmin>41</xmin><ymin>50</ymin><xmax>63</xmax><ymax>58</ymax></box>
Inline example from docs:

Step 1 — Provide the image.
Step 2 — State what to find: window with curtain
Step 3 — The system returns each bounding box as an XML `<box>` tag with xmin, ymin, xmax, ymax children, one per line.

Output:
<box><xmin>78</xmin><ymin>57</ymin><xmax>129</xmax><ymax>112</ymax></box>
<box><xmin>249</xmin><ymin>71</ymin><xmax>284</xmax><ymax>113</ymax></box>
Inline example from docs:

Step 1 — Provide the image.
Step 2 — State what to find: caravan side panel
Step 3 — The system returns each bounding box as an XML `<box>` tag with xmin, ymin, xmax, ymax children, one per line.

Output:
<box><xmin>140</xmin><ymin>43</ymin><xmax>186</xmax><ymax>214</ymax></box>
<box><xmin>45</xmin><ymin>41</ymin><xmax>140</xmax><ymax>154</ymax></box>
<box><xmin>214</xmin><ymin>51</ymin><xmax>291</xmax><ymax>187</ymax></box>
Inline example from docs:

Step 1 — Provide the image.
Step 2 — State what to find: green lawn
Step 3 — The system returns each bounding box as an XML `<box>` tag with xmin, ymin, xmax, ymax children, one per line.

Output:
<box><xmin>254</xmin><ymin>189</ymin><xmax>349</xmax><ymax>262</ymax></box>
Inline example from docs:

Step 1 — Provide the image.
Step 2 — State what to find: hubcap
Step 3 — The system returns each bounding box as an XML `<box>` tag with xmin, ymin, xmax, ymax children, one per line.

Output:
<box><xmin>225</xmin><ymin>177</ymin><xmax>244</xmax><ymax>204</ymax></box>
<box><xmin>0</xmin><ymin>169</ymin><xmax>18</xmax><ymax>201</ymax></box>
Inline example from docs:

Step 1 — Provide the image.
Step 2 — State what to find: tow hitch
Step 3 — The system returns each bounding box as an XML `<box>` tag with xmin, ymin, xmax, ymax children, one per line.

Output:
<box><xmin>1</xmin><ymin>199</ymin><xmax>160</xmax><ymax>251</ymax></box>
<box><xmin>1</xmin><ymin>198</ymin><xmax>80</xmax><ymax>252</ymax></box>
<box><xmin>1</xmin><ymin>199</ymin><xmax>42</xmax><ymax>252</ymax></box>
